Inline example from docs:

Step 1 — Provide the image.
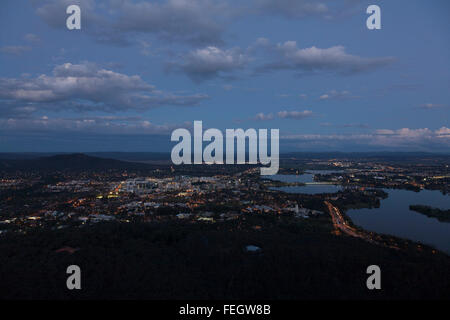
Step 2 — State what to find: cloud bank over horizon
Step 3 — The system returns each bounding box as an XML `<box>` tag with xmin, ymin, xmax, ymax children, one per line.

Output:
<box><xmin>0</xmin><ymin>0</ymin><xmax>448</xmax><ymax>152</ymax></box>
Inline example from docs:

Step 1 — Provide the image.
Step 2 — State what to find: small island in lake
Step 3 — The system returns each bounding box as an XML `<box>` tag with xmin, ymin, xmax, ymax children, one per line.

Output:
<box><xmin>409</xmin><ymin>205</ymin><xmax>450</xmax><ymax>222</ymax></box>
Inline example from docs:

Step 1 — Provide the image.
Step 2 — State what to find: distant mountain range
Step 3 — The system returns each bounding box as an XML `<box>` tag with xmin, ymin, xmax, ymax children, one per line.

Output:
<box><xmin>0</xmin><ymin>151</ymin><xmax>448</xmax><ymax>172</ymax></box>
<box><xmin>0</xmin><ymin>153</ymin><xmax>153</xmax><ymax>171</ymax></box>
<box><xmin>0</xmin><ymin>151</ymin><xmax>449</xmax><ymax>161</ymax></box>
<box><xmin>0</xmin><ymin>152</ymin><xmax>171</xmax><ymax>161</ymax></box>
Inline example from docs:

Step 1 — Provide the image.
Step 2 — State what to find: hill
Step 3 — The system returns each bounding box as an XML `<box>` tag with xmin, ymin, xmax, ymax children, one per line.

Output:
<box><xmin>0</xmin><ymin>153</ymin><xmax>153</xmax><ymax>171</ymax></box>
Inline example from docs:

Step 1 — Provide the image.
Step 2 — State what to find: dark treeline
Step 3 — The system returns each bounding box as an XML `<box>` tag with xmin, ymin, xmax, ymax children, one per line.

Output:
<box><xmin>410</xmin><ymin>205</ymin><xmax>450</xmax><ymax>222</ymax></box>
<box><xmin>1</xmin><ymin>216</ymin><xmax>449</xmax><ymax>299</ymax></box>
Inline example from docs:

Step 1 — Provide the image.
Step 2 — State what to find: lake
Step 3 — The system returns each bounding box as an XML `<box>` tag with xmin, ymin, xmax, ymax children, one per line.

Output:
<box><xmin>347</xmin><ymin>189</ymin><xmax>450</xmax><ymax>254</ymax></box>
<box><xmin>267</xmin><ymin>173</ymin><xmax>450</xmax><ymax>254</ymax></box>
<box><xmin>265</xmin><ymin>170</ymin><xmax>343</xmax><ymax>194</ymax></box>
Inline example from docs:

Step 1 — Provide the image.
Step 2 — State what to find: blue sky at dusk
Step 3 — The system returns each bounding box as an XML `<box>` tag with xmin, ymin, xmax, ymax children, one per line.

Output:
<box><xmin>0</xmin><ymin>0</ymin><xmax>449</xmax><ymax>152</ymax></box>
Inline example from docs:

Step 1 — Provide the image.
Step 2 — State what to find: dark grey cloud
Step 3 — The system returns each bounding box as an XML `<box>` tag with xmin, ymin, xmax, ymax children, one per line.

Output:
<box><xmin>0</xmin><ymin>62</ymin><xmax>209</xmax><ymax>117</ymax></box>
<box><xmin>113</xmin><ymin>0</ymin><xmax>230</xmax><ymax>46</ymax></box>
<box><xmin>33</xmin><ymin>1</ymin><xmax>367</xmax><ymax>48</ymax></box>
<box><xmin>34</xmin><ymin>0</ymin><xmax>132</xmax><ymax>46</ymax></box>
<box><xmin>33</xmin><ymin>0</ymin><xmax>232</xmax><ymax>46</ymax></box>
<box><xmin>0</xmin><ymin>101</ymin><xmax>37</xmax><ymax>118</ymax></box>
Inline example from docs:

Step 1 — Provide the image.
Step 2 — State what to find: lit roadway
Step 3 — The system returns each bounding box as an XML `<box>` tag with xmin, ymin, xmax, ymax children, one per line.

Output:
<box><xmin>325</xmin><ymin>200</ymin><xmax>402</xmax><ymax>250</ymax></box>
<box><xmin>324</xmin><ymin>201</ymin><xmax>374</xmax><ymax>242</ymax></box>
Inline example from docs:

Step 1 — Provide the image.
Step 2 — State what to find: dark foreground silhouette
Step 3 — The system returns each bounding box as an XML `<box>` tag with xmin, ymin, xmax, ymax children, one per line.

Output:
<box><xmin>1</xmin><ymin>215</ymin><xmax>449</xmax><ymax>300</ymax></box>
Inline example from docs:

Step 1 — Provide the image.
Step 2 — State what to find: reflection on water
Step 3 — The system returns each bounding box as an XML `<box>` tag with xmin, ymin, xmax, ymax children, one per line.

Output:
<box><xmin>347</xmin><ymin>189</ymin><xmax>450</xmax><ymax>254</ymax></box>
<box><xmin>272</xmin><ymin>184</ymin><xmax>343</xmax><ymax>195</ymax></box>
<box><xmin>265</xmin><ymin>171</ymin><xmax>342</xmax><ymax>194</ymax></box>
<box><xmin>266</xmin><ymin>172</ymin><xmax>450</xmax><ymax>254</ymax></box>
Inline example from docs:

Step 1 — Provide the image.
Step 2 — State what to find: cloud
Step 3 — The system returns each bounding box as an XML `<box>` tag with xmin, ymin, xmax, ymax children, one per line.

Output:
<box><xmin>255</xmin><ymin>0</ymin><xmax>329</xmax><ymax>19</ymax></box>
<box><xmin>282</xmin><ymin>127</ymin><xmax>450</xmax><ymax>151</ymax></box>
<box><xmin>436</xmin><ymin>127</ymin><xmax>450</xmax><ymax>136</ymax></box>
<box><xmin>33</xmin><ymin>1</ymin><xmax>363</xmax><ymax>47</ymax></box>
<box><xmin>167</xmin><ymin>40</ymin><xmax>387</xmax><ymax>82</ymax></box>
<box><xmin>320</xmin><ymin>122</ymin><xmax>369</xmax><ymax>128</ymax></box>
<box><xmin>33</xmin><ymin>0</ymin><xmax>232</xmax><ymax>46</ymax></box>
<box><xmin>252</xmin><ymin>110</ymin><xmax>313</xmax><ymax>121</ymax></box>
<box><xmin>167</xmin><ymin>46</ymin><xmax>248</xmax><ymax>81</ymax></box>
<box><xmin>0</xmin><ymin>62</ymin><xmax>209</xmax><ymax>117</ymax></box>
<box><xmin>277</xmin><ymin>110</ymin><xmax>313</xmax><ymax>119</ymax></box>
<box><xmin>0</xmin><ymin>46</ymin><xmax>31</xmax><ymax>55</ymax></box>
<box><xmin>113</xmin><ymin>0</ymin><xmax>231</xmax><ymax>46</ymax></box>
<box><xmin>254</xmin><ymin>112</ymin><xmax>274</xmax><ymax>121</ymax></box>
<box><xmin>24</xmin><ymin>33</ymin><xmax>41</xmax><ymax>44</ymax></box>
<box><xmin>0</xmin><ymin>115</ymin><xmax>190</xmax><ymax>135</ymax></box>
<box><xmin>342</xmin><ymin>123</ymin><xmax>369</xmax><ymax>128</ymax></box>
<box><xmin>0</xmin><ymin>102</ymin><xmax>37</xmax><ymax>119</ymax></box>
<box><xmin>375</xmin><ymin>127</ymin><xmax>433</xmax><ymax>138</ymax></box>
<box><xmin>419</xmin><ymin>103</ymin><xmax>447</xmax><ymax>110</ymax></box>
<box><xmin>33</xmin><ymin>0</ymin><xmax>131</xmax><ymax>46</ymax></box>
<box><xmin>370</xmin><ymin>127</ymin><xmax>450</xmax><ymax>148</ymax></box>
<box><xmin>256</xmin><ymin>41</ymin><xmax>394</xmax><ymax>75</ymax></box>
<box><xmin>319</xmin><ymin>89</ymin><xmax>357</xmax><ymax>100</ymax></box>
<box><xmin>254</xmin><ymin>0</ymin><xmax>364</xmax><ymax>20</ymax></box>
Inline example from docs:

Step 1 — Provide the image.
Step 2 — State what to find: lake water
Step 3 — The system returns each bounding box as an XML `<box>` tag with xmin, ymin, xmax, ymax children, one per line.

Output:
<box><xmin>267</xmin><ymin>173</ymin><xmax>450</xmax><ymax>254</ymax></box>
<box><xmin>347</xmin><ymin>189</ymin><xmax>450</xmax><ymax>254</ymax></box>
<box><xmin>265</xmin><ymin>170</ymin><xmax>343</xmax><ymax>194</ymax></box>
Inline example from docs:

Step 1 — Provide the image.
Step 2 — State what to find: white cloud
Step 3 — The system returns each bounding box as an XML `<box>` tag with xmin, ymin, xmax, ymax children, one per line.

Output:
<box><xmin>254</xmin><ymin>112</ymin><xmax>274</xmax><ymax>121</ymax></box>
<box><xmin>0</xmin><ymin>115</ymin><xmax>190</xmax><ymax>135</ymax></box>
<box><xmin>277</xmin><ymin>110</ymin><xmax>313</xmax><ymax>119</ymax></box>
<box><xmin>436</xmin><ymin>127</ymin><xmax>450</xmax><ymax>136</ymax></box>
<box><xmin>282</xmin><ymin>127</ymin><xmax>450</xmax><ymax>150</ymax></box>
<box><xmin>319</xmin><ymin>89</ymin><xmax>356</xmax><ymax>100</ymax></box>
<box><xmin>0</xmin><ymin>62</ymin><xmax>209</xmax><ymax>116</ymax></box>
<box><xmin>257</xmin><ymin>41</ymin><xmax>394</xmax><ymax>75</ymax></box>
<box><xmin>168</xmin><ymin>46</ymin><xmax>248</xmax><ymax>81</ymax></box>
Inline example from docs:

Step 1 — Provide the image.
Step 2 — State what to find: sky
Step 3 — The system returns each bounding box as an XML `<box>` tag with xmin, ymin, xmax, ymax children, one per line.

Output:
<box><xmin>0</xmin><ymin>0</ymin><xmax>449</xmax><ymax>152</ymax></box>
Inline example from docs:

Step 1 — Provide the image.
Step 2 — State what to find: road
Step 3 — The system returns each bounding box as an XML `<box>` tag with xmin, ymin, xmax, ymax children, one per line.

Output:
<box><xmin>324</xmin><ymin>201</ymin><xmax>374</xmax><ymax>241</ymax></box>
